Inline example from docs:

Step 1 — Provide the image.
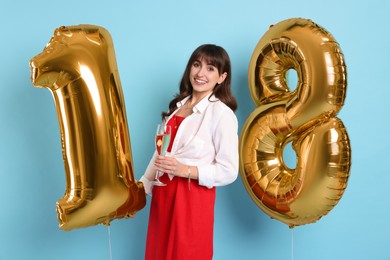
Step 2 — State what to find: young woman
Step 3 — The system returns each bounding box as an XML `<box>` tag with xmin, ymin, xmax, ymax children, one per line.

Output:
<box><xmin>140</xmin><ymin>44</ymin><xmax>239</xmax><ymax>260</ymax></box>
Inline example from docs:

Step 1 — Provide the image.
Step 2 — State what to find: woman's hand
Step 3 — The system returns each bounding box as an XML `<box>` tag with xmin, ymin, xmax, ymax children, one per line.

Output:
<box><xmin>154</xmin><ymin>156</ymin><xmax>187</xmax><ymax>178</ymax></box>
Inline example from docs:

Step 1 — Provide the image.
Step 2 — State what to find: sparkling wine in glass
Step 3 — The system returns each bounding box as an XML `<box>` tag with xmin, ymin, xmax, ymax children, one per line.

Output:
<box><xmin>151</xmin><ymin>123</ymin><xmax>171</xmax><ymax>186</ymax></box>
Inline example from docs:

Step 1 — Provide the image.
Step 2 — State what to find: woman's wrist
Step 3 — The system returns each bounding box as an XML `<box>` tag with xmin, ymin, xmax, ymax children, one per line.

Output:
<box><xmin>184</xmin><ymin>165</ymin><xmax>198</xmax><ymax>179</ymax></box>
<box><xmin>187</xmin><ymin>166</ymin><xmax>191</xmax><ymax>179</ymax></box>
<box><xmin>187</xmin><ymin>166</ymin><xmax>191</xmax><ymax>190</ymax></box>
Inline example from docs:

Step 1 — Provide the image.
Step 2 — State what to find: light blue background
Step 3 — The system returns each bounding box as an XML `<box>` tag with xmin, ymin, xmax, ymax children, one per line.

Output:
<box><xmin>1</xmin><ymin>0</ymin><xmax>388</xmax><ymax>259</ymax></box>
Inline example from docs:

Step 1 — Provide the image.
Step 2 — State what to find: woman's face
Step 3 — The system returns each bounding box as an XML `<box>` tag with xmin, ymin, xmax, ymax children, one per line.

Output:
<box><xmin>189</xmin><ymin>57</ymin><xmax>227</xmax><ymax>97</ymax></box>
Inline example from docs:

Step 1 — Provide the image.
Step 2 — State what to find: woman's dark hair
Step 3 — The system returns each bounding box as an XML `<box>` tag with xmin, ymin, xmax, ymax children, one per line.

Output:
<box><xmin>162</xmin><ymin>44</ymin><xmax>237</xmax><ymax>119</ymax></box>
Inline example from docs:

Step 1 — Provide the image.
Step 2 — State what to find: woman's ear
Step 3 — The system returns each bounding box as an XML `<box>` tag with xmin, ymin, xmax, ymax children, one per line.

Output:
<box><xmin>218</xmin><ymin>72</ymin><xmax>228</xmax><ymax>84</ymax></box>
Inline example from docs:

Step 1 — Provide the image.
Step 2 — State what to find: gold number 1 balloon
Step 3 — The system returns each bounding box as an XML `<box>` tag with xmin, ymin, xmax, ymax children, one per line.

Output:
<box><xmin>29</xmin><ymin>25</ymin><xmax>146</xmax><ymax>231</ymax></box>
<box><xmin>240</xmin><ymin>18</ymin><xmax>351</xmax><ymax>227</ymax></box>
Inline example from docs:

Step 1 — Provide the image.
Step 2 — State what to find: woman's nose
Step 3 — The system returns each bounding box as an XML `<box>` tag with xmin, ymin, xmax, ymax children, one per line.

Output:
<box><xmin>196</xmin><ymin>66</ymin><xmax>206</xmax><ymax>76</ymax></box>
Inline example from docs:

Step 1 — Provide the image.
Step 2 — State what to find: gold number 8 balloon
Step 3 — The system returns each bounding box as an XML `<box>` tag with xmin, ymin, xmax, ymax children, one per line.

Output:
<box><xmin>239</xmin><ymin>18</ymin><xmax>351</xmax><ymax>228</ymax></box>
<box><xmin>29</xmin><ymin>25</ymin><xmax>146</xmax><ymax>231</ymax></box>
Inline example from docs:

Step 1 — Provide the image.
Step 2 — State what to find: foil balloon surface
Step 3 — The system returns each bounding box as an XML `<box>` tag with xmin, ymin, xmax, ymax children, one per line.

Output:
<box><xmin>30</xmin><ymin>25</ymin><xmax>146</xmax><ymax>231</ymax></box>
<box><xmin>239</xmin><ymin>18</ymin><xmax>351</xmax><ymax>228</ymax></box>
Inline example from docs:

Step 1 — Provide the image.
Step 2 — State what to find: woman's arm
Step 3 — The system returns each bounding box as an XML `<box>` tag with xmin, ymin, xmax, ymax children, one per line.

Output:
<box><xmin>140</xmin><ymin>151</ymin><xmax>158</xmax><ymax>195</ymax></box>
<box><xmin>197</xmin><ymin>110</ymin><xmax>239</xmax><ymax>188</ymax></box>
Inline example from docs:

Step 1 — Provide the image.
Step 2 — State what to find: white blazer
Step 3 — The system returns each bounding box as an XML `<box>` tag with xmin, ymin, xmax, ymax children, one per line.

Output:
<box><xmin>140</xmin><ymin>94</ymin><xmax>239</xmax><ymax>194</ymax></box>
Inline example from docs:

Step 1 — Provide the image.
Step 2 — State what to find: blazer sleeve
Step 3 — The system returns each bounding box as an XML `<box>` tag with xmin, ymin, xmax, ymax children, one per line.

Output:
<box><xmin>197</xmin><ymin>109</ymin><xmax>239</xmax><ymax>188</ymax></box>
<box><xmin>139</xmin><ymin>150</ymin><xmax>158</xmax><ymax>195</ymax></box>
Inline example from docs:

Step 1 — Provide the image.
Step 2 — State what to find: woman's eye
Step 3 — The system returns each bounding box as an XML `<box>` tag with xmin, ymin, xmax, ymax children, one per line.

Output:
<box><xmin>193</xmin><ymin>62</ymin><xmax>200</xmax><ymax>67</ymax></box>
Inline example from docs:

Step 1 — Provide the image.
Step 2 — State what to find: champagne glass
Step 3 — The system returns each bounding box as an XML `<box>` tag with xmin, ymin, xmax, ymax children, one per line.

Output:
<box><xmin>151</xmin><ymin>123</ymin><xmax>171</xmax><ymax>186</ymax></box>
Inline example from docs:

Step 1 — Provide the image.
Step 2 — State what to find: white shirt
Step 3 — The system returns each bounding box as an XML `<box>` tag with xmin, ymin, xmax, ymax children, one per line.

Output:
<box><xmin>140</xmin><ymin>94</ymin><xmax>239</xmax><ymax>194</ymax></box>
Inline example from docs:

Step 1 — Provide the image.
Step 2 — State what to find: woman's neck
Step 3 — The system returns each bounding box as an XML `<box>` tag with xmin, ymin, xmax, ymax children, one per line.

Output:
<box><xmin>189</xmin><ymin>91</ymin><xmax>212</xmax><ymax>106</ymax></box>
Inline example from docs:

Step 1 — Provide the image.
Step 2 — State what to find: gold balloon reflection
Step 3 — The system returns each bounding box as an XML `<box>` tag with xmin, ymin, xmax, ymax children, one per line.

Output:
<box><xmin>240</xmin><ymin>18</ymin><xmax>351</xmax><ymax>227</ymax></box>
<box><xmin>30</xmin><ymin>24</ymin><xmax>146</xmax><ymax>231</ymax></box>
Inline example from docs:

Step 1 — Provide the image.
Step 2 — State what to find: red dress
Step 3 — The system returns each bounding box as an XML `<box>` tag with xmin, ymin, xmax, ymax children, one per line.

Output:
<box><xmin>145</xmin><ymin>115</ymin><xmax>216</xmax><ymax>260</ymax></box>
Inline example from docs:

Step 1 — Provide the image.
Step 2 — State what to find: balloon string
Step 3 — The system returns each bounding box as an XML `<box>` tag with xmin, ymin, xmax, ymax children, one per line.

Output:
<box><xmin>108</xmin><ymin>226</ymin><xmax>113</xmax><ymax>260</ymax></box>
<box><xmin>291</xmin><ymin>229</ymin><xmax>294</xmax><ymax>260</ymax></box>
